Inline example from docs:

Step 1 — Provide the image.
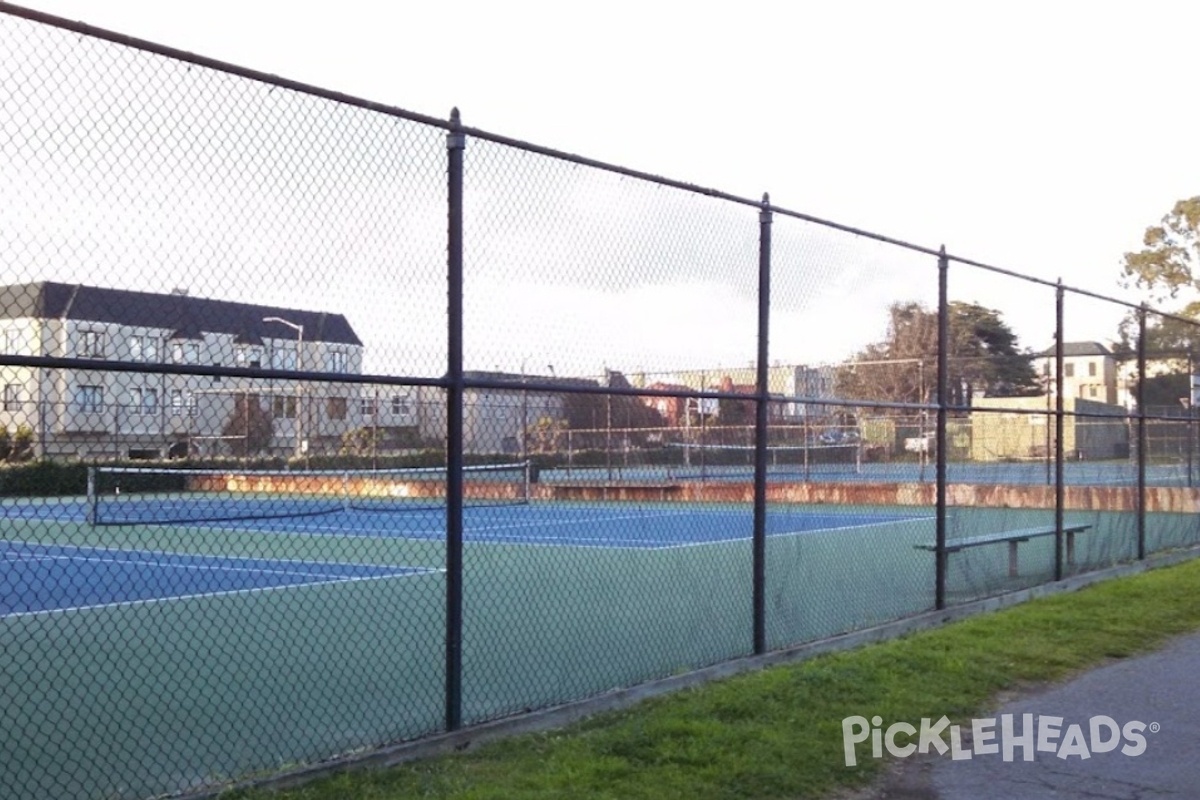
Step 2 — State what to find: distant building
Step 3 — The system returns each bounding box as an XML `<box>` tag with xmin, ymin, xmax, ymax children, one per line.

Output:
<box><xmin>640</xmin><ymin>382</ymin><xmax>698</xmax><ymax>426</ymax></box>
<box><xmin>1037</xmin><ymin>342</ymin><xmax>1118</xmax><ymax>405</ymax></box>
<box><xmin>417</xmin><ymin>371</ymin><xmax>595</xmax><ymax>455</ymax></box>
<box><xmin>0</xmin><ymin>282</ymin><xmax>418</xmax><ymax>459</ymax></box>
<box><xmin>633</xmin><ymin>364</ymin><xmax>835</xmax><ymax>423</ymax></box>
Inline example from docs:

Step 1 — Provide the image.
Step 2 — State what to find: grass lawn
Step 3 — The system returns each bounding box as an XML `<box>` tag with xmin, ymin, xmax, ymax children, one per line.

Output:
<box><xmin>223</xmin><ymin>556</ymin><xmax>1200</xmax><ymax>800</ymax></box>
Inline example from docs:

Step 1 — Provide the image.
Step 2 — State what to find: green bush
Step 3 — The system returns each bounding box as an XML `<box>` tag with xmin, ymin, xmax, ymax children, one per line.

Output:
<box><xmin>0</xmin><ymin>460</ymin><xmax>88</xmax><ymax>497</ymax></box>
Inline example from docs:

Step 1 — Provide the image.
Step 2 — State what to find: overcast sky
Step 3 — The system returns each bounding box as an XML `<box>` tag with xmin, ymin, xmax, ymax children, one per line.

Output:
<box><xmin>5</xmin><ymin>1</ymin><xmax>1197</xmax><ymax>378</ymax></box>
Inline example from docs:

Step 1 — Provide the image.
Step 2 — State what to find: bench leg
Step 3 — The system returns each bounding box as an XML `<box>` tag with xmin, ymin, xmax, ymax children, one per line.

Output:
<box><xmin>1066</xmin><ymin>532</ymin><xmax>1076</xmax><ymax>566</ymax></box>
<box><xmin>1008</xmin><ymin>540</ymin><xmax>1020</xmax><ymax>578</ymax></box>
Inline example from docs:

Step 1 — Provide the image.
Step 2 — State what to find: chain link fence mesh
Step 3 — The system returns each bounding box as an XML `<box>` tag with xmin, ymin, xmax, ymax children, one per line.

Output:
<box><xmin>4</xmin><ymin>6</ymin><xmax>1200</xmax><ymax>799</ymax></box>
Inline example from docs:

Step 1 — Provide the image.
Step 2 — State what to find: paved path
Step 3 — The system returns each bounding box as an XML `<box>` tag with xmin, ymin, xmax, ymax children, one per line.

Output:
<box><xmin>860</xmin><ymin>630</ymin><xmax>1200</xmax><ymax>798</ymax></box>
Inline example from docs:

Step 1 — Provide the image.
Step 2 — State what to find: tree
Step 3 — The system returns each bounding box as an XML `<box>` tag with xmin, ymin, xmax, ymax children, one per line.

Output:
<box><xmin>1115</xmin><ymin>198</ymin><xmax>1200</xmax><ymax>400</ymax></box>
<box><xmin>222</xmin><ymin>393</ymin><xmax>274</xmax><ymax>456</ymax></box>
<box><xmin>10</xmin><ymin>424</ymin><xmax>34</xmax><ymax>461</ymax></box>
<box><xmin>525</xmin><ymin>416</ymin><xmax>567</xmax><ymax>454</ymax></box>
<box><xmin>1122</xmin><ymin>197</ymin><xmax>1200</xmax><ymax>304</ymax></box>
<box><xmin>340</xmin><ymin>426</ymin><xmax>380</xmax><ymax>457</ymax></box>
<box><xmin>836</xmin><ymin>301</ymin><xmax>1039</xmax><ymax>406</ymax></box>
<box><xmin>714</xmin><ymin>376</ymin><xmax>753</xmax><ymax>426</ymax></box>
<box><xmin>562</xmin><ymin>371</ymin><xmax>666</xmax><ymax>431</ymax></box>
<box><xmin>1140</xmin><ymin>373</ymin><xmax>1190</xmax><ymax>409</ymax></box>
<box><xmin>1113</xmin><ymin>309</ymin><xmax>1200</xmax><ymax>357</ymax></box>
<box><xmin>0</xmin><ymin>427</ymin><xmax>10</xmax><ymax>461</ymax></box>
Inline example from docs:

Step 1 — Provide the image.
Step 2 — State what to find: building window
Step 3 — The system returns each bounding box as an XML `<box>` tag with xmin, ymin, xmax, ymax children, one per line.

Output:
<box><xmin>189</xmin><ymin>342</ymin><xmax>201</xmax><ymax>363</ymax></box>
<box><xmin>171</xmin><ymin>341</ymin><xmax>201</xmax><ymax>364</ymax></box>
<box><xmin>360</xmin><ymin>397</ymin><xmax>378</xmax><ymax>417</ymax></box>
<box><xmin>1064</xmin><ymin>363</ymin><xmax>1075</xmax><ymax>378</ymax></box>
<box><xmin>131</xmin><ymin>388</ymin><xmax>159</xmax><ymax>415</ymax></box>
<box><xmin>1089</xmin><ymin>386</ymin><xmax>1098</xmax><ymax>398</ymax></box>
<box><xmin>169</xmin><ymin>390</ymin><xmax>198</xmax><ymax>416</ymax></box>
<box><xmin>273</xmin><ymin>395</ymin><xmax>297</xmax><ymax>419</ymax></box>
<box><xmin>1088</xmin><ymin>362</ymin><xmax>1097</xmax><ymax>377</ymax></box>
<box><xmin>3</xmin><ymin>384</ymin><xmax>20</xmax><ymax>411</ymax></box>
<box><xmin>271</xmin><ymin>344</ymin><xmax>298</xmax><ymax>371</ymax></box>
<box><xmin>4</xmin><ymin>329</ymin><xmax>21</xmax><ymax>354</ymax></box>
<box><xmin>391</xmin><ymin>394</ymin><xmax>410</xmax><ymax>416</ymax></box>
<box><xmin>75</xmin><ymin>384</ymin><xmax>104</xmax><ymax>413</ymax></box>
<box><xmin>328</xmin><ymin>350</ymin><xmax>349</xmax><ymax>373</ymax></box>
<box><xmin>327</xmin><ymin>396</ymin><xmax>347</xmax><ymax>420</ymax></box>
<box><xmin>129</xmin><ymin>335</ymin><xmax>160</xmax><ymax>362</ymax></box>
<box><xmin>78</xmin><ymin>330</ymin><xmax>105</xmax><ymax>358</ymax></box>
<box><xmin>235</xmin><ymin>346</ymin><xmax>262</xmax><ymax>368</ymax></box>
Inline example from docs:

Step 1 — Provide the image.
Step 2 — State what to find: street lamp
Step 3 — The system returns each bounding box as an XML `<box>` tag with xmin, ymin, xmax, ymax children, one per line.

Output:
<box><xmin>521</xmin><ymin>358</ymin><xmax>528</xmax><ymax>462</ymax></box>
<box><xmin>262</xmin><ymin>316</ymin><xmax>304</xmax><ymax>459</ymax></box>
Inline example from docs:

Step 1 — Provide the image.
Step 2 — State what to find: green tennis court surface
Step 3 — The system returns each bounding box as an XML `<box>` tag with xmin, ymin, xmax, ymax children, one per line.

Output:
<box><xmin>0</xmin><ymin>492</ymin><xmax>1188</xmax><ymax>800</ymax></box>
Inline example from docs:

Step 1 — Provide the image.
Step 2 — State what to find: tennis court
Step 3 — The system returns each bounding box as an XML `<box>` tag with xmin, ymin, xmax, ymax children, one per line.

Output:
<box><xmin>4</xmin><ymin>491</ymin><xmax>931</xmax><ymax>552</ymax></box>
<box><xmin>0</xmin><ymin>540</ymin><xmax>436</xmax><ymax>616</ymax></box>
<box><xmin>0</xmin><ymin>468</ymin><xmax>1165</xmax><ymax>800</ymax></box>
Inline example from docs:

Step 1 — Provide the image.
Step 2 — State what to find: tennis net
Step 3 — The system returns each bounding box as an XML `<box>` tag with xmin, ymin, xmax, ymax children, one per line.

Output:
<box><xmin>87</xmin><ymin>462</ymin><xmax>531</xmax><ymax>526</ymax></box>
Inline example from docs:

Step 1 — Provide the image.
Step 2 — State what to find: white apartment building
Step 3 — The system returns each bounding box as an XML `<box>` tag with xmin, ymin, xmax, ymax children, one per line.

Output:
<box><xmin>1036</xmin><ymin>341</ymin><xmax>1119</xmax><ymax>406</ymax></box>
<box><xmin>0</xmin><ymin>282</ymin><xmax>418</xmax><ymax>459</ymax></box>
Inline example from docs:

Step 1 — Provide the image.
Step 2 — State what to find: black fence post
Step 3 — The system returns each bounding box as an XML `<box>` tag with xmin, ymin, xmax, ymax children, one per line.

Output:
<box><xmin>445</xmin><ymin>108</ymin><xmax>466</xmax><ymax>731</ymax></box>
<box><xmin>1054</xmin><ymin>281</ymin><xmax>1065</xmax><ymax>581</ymax></box>
<box><xmin>752</xmin><ymin>193</ymin><xmax>772</xmax><ymax>655</ymax></box>
<box><xmin>935</xmin><ymin>247</ymin><xmax>949</xmax><ymax>610</ymax></box>
<box><xmin>1137</xmin><ymin>303</ymin><xmax>1147</xmax><ymax>561</ymax></box>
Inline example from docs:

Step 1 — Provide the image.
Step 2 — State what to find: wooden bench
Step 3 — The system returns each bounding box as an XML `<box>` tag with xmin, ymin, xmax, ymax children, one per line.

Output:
<box><xmin>914</xmin><ymin>524</ymin><xmax>1093</xmax><ymax>578</ymax></box>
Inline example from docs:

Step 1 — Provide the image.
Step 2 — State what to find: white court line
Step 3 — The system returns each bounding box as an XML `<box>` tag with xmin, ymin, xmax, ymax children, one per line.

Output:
<box><xmin>1</xmin><ymin>567</ymin><xmax>444</xmax><ymax>621</ymax></box>
<box><xmin>646</xmin><ymin>514</ymin><xmax>939</xmax><ymax>552</ymax></box>
<box><xmin>0</xmin><ymin>548</ymin><xmax>404</xmax><ymax>582</ymax></box>
<box><xmin>109</xmin><ymin>510</ymin><xmax>936</xmax><ymax>551</ymax></box>
<box><xmin>0</xmin><ymin>538</ymin><xmax>418</xmax><ymax>573</ymax></box>
<box><xmin>211</xmin><ymin>508</ymin><xmax>705</xmax><ymax>544</ymax></box>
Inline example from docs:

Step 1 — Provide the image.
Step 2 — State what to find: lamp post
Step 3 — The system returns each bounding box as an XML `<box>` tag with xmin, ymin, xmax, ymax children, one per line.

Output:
<box><xmin>603</xmin><ymin>364</ymin><xmax>613</xmax><ymax>482</ymax></box>
<box><xmin>544</xmin><ymin>364</ymin><xmax>556</xmax><ymax>456</ymax></box>
<box><xmin>520</xmin><ymin>358</ymin><xmax>528</xmax><ymax>462</ymax></box>
<box><xmin>263</xmin><ymin>316</ymin><xmax>304</xmax><ymax>459</ymax></box>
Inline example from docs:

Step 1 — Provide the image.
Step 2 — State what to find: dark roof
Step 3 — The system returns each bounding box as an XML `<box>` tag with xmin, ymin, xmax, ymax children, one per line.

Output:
<box><xmin>0</xmin><ymin>282</ymin><xmax>361</xmax><ymax>346</ymax></box>
<box><xmin>1039</xmin><ymin>341</ymin><xmax>1111</xmax><ymax>358</ymax></box>
<box><xmin>462</xmin><ymin>370</ymin><xmax>598</xmax><ymax>389</ymax></box>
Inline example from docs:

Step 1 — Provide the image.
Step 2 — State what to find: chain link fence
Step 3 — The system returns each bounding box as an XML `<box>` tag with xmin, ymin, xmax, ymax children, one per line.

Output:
<box><xmin>3</xmin><ymin>5</ymin><xmax>1200</xmax><ymax>798</ymax></box>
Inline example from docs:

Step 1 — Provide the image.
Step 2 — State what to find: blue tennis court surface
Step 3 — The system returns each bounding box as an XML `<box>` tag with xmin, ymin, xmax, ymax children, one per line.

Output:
<box><xmin>2</xmin><ymin>498</ymin><xmax>930</xmax><ymax>549</ymax></box>
<box><xmin>0</xmin><ymin>540</ymin><xmax>435</xmax><ymax>617</ymax></box>
<box><xmin>148</xmin><ymin>504</ymin><xmax>930</xmax><ymax>549</ymax></box>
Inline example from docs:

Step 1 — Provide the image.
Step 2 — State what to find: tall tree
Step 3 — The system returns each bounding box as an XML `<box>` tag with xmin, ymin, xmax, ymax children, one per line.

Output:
<box><xmin>1113</xmin><ymin>309</ymin><xmax>1200</xmax><ymax>357</ymax></box>
<box><xmin>1115</xmin><ymin>197</ymin><xmax>1200</xmax><ymax>398</ymax></box>
<box><xmin>836</xmin><ymin>301</ymin><xmax>1039</xmax><ymax>406</ymax></box>
<box><xmin>1122</xmin><ymin>197</ymin><xmax>1200</xmax><ymax>303</ymax></box>
<box><xmin>563</xmin><ymin>371</ymin><xmax>666</xmax><ymax>431</ymax></box>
